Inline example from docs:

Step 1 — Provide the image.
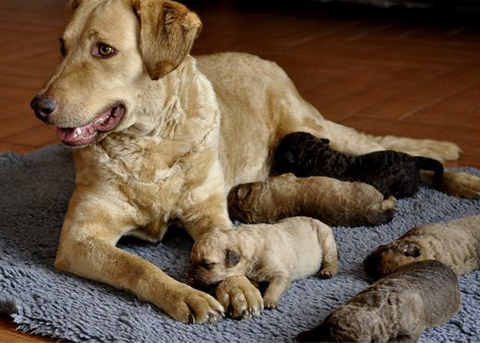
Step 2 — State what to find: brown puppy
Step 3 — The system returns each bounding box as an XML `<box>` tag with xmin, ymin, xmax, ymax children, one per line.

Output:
<box><xmin>364</xmin><ymin>215</ymin><xmax>480</xmax><ymax>279</ymax></box>
<box><xmin>189</xmin><ymin>217</ymin><xmax>338</xmax><ymax>308</ymax></box>
<box><xmin>228</xmin><ymin>173</ymin><xmax>396</xmax><ymax>227</ymax></box>
<box><xmin>297</xmin><ymin>260</ymin><xmax>461</xmax><ymax>343</ymax></box>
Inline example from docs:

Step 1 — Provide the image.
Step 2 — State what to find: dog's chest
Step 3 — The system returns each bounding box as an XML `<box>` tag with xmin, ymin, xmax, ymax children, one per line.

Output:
<box><xmin>90</xmin><ymin>142</ymin><xmax>187</xmax><ymax>226</ymax></box>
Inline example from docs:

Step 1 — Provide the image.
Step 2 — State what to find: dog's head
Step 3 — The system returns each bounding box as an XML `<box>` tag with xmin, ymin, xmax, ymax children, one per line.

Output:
<box><xmin>364</xmin><ymin>240</ymin><xmax>423</xmax><ymax>279</ymax></box>
<box><xmin>30</xmin><ymin>0</ymin><xmax>201</xmax><ymax>147</ymax></box>
<box><xmin>188</xmin><ymin>230</ymin><xmax>252</xmax><ymax>287</ymax></box>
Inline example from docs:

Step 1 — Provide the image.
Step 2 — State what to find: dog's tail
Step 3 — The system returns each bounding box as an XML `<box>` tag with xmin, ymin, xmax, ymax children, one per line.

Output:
<box><xmin>414</xmin><ymin>156</ymin><xmax>444</xmax><ymax>190</ymax></box>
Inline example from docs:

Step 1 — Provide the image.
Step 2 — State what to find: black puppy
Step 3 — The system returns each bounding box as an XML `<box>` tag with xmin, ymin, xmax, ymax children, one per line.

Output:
<box><xmin>272</xmin><ymin>132</ymin><xmax>443</xmax><ymax>198</ymax></box>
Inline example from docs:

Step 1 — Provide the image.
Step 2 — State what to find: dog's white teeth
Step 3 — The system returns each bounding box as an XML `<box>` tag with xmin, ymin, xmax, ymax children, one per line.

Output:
<box><xmin>75</xmin><ymin>128</ymin><xmax>82</xmax><ymax>136</ymax></box>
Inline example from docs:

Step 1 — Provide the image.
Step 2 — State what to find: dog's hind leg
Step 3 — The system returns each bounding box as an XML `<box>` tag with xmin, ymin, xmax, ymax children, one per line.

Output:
<box><xmin>367</xmin><ymin>134</ymin><xmax>460</xmax><ymax>163</ymax></box>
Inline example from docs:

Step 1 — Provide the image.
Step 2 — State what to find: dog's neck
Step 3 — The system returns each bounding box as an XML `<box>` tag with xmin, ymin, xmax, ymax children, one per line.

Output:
<box><xmin>71</xmin><ymin>56</ymin><xmax>224</xmax><ymax>225</ymax></box>
<box><xmin>75</xmin><ymin>56</ymin><xmax>221</xmax><ymax>181</ymax></box>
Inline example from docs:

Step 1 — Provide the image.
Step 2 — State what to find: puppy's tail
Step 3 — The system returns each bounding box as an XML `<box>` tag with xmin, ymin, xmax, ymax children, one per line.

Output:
<box><xmin>414</xmin><ymin>156</ymin><xmax>444</xmax><ymax>190</ymax></box>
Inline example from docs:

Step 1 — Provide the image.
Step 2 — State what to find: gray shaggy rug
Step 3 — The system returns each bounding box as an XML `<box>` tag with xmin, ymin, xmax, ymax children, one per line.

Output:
<box><xmin>1</xmin><ymin>144</ymin><xmax>479</xmax><ymax>343</ymax></box>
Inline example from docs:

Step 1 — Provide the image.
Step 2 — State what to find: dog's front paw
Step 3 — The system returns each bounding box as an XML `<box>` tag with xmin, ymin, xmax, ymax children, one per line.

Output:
<box><xmin>216</xmin><ymin>275</ymin><xmax>264</xmax><ymax>319</ymax></box>
<box><xmin>441</xmin><ymin>171</ymin><xmax>480</xmax><ymax>199</ymax></box>
<box><xmin>164</xmin><ymin>284</ymin><xmax>225</xmax><ymax>324</ymax></box>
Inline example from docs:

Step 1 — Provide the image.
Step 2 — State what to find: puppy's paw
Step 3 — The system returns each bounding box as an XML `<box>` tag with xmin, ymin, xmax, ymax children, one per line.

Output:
<box><xmin>263</xmin><ymin>295</ymin><xmax>279</xmax><ymax>309</ymax></box>
<box><xmin>216</xmin><ymin>275</ymin><xmax>264</xmax><ymax>319</ymax></box>
<box><xmin>317</xmin><ymin>265</ymin><xmax>338</xmax><ymax>279</ymax></box>
<box><xmin>441</xmin><ymin>171</ymin><xmax>480</xmax><ymax>199</ymax></box>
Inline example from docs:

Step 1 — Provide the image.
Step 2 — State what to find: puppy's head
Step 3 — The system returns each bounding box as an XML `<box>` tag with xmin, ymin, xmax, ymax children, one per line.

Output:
<box><xmin>188</xmin><ymin>231</ymin><xmax>251</xmax><ymax>287</ymax></box>
<box><xmin>31</xmin><ymin>0</ymin><xmax>201</xmax><ymax>147</ymax></box>
<box><xmin>296</xmin><ymin>309</ymin><xmax>376</xmax><ymax>342</ymax></box>
<box><xmin>227</xmin><ymin>183</ymin><xmax>262</xmax><ymax>222</ymax></box>
<box><xmin>272</xmin><ymin>132</ymin><xmax>330</xmax><ymax>175</ymax></box>
<box><xmin>364</xmin><ymin>240</ymin><xmax>422</xmax><ymax>279</ymax></box>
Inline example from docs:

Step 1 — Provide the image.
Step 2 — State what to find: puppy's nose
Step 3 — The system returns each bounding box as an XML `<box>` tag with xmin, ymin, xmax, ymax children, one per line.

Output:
<box><xmin>30</xmin><ymin>95</ymin><xmax>56</xmax><ymax>122</ymax></box>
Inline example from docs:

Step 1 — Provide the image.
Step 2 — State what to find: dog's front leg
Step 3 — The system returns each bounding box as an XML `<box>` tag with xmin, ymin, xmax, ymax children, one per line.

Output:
<box><xmin>55</xmin><ymin>198</ymin><xmax>224</xmax><ymax>324</ymax></box>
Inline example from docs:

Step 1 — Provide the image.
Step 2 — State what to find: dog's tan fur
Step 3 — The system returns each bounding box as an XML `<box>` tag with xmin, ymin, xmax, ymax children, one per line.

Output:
<box><xmin>190</xmin><ymin>217</ymin><xmax>339</xmax><ymax>308</ymax></box>
<box><xmin>227</xmin><ymin>173</ymin><xmax>396</xmax><ymax>227</ymax></box>
<box><xmin>364</xmin><ymin>215</ymin><xmax>480</xmax><ymax>278</ymax></box>
<box><xmin>33</xmin><ymin>0</ymin><xmax>480</xmax><ymax>324</ymax></box>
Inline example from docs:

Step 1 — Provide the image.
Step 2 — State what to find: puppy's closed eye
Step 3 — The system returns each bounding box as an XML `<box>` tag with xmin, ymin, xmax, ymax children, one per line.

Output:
<box><xmin>198</xmin><ymin>260</ymin><xmax>216</xmax><ymax>270</ymax></box>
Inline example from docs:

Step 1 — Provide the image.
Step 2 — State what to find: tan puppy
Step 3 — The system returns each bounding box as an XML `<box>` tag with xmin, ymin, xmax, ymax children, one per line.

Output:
<box><xmin>364</xmin><ymin>215</ymin><xmax>480</xmax><ymax>278</ymax></box>
<box><xmin>228</xmin><ymin>173</ymin><xmax>396</xmax><ymax>227</ymax></box>
<box><xmin>189</xmin><ymin>217</ymin><xmax>338</xmax><ymax>308</ymax></box>
<box><xmin>297</xmin><ymin>260</ymin><xmax>461</xmax><ymax>343</ymax></box>
<box><xmin>30</xmin><ymin>0</ymin><xmax>480</xmax><ymax>324</ymax></box>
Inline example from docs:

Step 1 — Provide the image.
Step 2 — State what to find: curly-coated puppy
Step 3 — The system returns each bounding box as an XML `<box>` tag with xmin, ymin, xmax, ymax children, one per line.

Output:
<box><xmin>228</xmin><ymin>173</ymin><xmax>396</xmax><ymax>227</ymax></box>
<box><xmin>296</xmin><ymin>260</ymin><xmax>461</xmax><ymax>343</ymax></box>
<box><xmin>364</xmin><ymin>215</ymin><xmax>480</xmax><ymax>279</ymax></box>
<box><xmin>189</xmin><ymin>217</ymin><xmax>338</xmax><ymax>308</ymax></box>
<box><xmin>272</xmin><ymin>132</ymin><xmax>444</xmax><ymax>198</ymax></box>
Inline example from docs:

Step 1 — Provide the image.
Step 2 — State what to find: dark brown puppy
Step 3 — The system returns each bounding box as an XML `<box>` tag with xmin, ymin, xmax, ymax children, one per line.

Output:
<box><xmin>296</xmin><ymin>260</ymin><xmax>461</xmax><ymax>343</ymax></box>
<box><xmin>364</xmin><ymin>215</ymin><xmax>480</xmax><ymax>279</ymax></box>
<box><xmin>227</xmin><ymin>173</ymin><xmax>396</xmax><ymax>227</ymax></box>
<box><xmin>272</xmin><ymin>132</ymin><xmax>444</xmax><ymax>198</ymax></box>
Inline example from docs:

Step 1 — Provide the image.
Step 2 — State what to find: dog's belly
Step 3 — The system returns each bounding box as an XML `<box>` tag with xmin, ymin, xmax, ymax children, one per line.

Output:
<box><xmin>197</xmin><ymin>52</ymin><xmax>323</xmax><ymax>189</ymax></box>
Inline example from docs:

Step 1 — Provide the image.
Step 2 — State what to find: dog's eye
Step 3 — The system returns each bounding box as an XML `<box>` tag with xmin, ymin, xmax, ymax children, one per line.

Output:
<box><xmin>59</xmin><ymin>38</ymin><xmax>67</xmax><ymax>57</ymax></box>
<box><xmin>94</xmin><ymin>43</ymin><xmax>117</xmax><ymax>58</ymax></box>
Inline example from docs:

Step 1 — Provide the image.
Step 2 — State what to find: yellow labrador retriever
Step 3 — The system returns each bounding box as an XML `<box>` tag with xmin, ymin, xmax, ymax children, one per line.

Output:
<box><xmin>30</xmin><ymin>0</ymin><xmax>480</xmax><ymax>324</ymax></box>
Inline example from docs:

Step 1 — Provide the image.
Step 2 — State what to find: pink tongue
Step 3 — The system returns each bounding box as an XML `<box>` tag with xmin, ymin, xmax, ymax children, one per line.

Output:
<box><xmin>56</xmin><ymin>127</ymin><xmax>76</xmax><ymax>142</ymax></box>
<box><xmin>56</xmin><ymin>123</ymin><xmax>97</xmax><ymax>144</ymax></box>
<box><xmin>55</xmin><ymin>106</ymin><xmax>123</xmax><ymax>145</ymax></box>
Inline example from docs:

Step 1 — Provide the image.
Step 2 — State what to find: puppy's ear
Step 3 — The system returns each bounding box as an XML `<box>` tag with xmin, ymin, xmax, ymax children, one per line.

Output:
<box><xmin>132</xmin><ymin>0</ymin><xmax>202</xmax><ymax>80</ymax></box>
<box><xmin>398</xmin><ymin>242</ymin><xmax>421</xmax><ymax>257</ymax></box>
<box><xmin>320</xmin><ymin>138</ymin><xmax>330</xmax><ymax>145</ymax></box>
<box><xmin>236</xmin><ymin>187</ymin><xmax>250</xmax><ymax>201</ymax></box>
<box><xmin>284</xmin><ymin>151</ymin><xmax>296</xmax><ymax>165</ymax></box>
<box><xmin>226</xmin><ymin>249</ymin><xmax>241</xmax><ymax>267</ymax></box>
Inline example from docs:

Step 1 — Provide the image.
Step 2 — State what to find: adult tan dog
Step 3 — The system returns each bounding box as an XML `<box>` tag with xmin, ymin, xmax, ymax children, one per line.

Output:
<box><xmin>30</xmin><ymin>0</ymin><xmax>480</xmax><ymax>324</ymax></box>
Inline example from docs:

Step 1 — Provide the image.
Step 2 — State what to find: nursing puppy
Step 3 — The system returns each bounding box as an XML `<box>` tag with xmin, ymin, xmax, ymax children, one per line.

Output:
<box><xmin>296</xmin><ymin>260</ymin><xmax>461</xmax><ymax>343</ymax></box>
<box><xmin>189</xmin><ymin>217</ymin><xmax>338</xmax><ymax>308</ymax></box>
<box><xmin>228</xmin><ymin>173</ymin><xmax>396</xmax><ymax>227</ymax></box>
<box><xmin>273</xmin><ymin>132</ymin><xmax>444</xmax><ymax>198</ymax></box>
<box><xmin>364</xmin><ymin>215</ymin><xmax>480</xmax><ymax>279</ymax></box>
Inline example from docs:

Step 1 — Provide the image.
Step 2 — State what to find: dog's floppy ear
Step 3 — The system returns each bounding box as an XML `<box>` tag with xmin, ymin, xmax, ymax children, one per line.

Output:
<box><xmin>226</xmin><ymin>249</ymin><xmax>241</xmax><ymax>267</ymax></box>
<box><xmin>65</xmin><ymin>0</ymin><xmax>81</xmax><ymax>21</ymax></box>
<box><xmin>132</xmin><ymin>0</ymin><xmax>202</xmax><ymax>80</ymax></box>
<box><xmin>398</xmin><ymin>242</ymin><xmax>421</xmax><ymax>257</ymax></box>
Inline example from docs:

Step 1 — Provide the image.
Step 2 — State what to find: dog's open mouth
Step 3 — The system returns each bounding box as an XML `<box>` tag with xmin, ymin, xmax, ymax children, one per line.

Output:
<box><xmin>56</xmin><ymin>104</ymin><xmax>125</xmax><ymax>147</ymax></box>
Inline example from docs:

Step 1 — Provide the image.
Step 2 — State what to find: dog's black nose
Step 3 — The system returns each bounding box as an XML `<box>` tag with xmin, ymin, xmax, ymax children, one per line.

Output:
<box><xmin>30</xmin><ymin>95</ymin><xmax>56</xmax><ymax>121</ymax></box>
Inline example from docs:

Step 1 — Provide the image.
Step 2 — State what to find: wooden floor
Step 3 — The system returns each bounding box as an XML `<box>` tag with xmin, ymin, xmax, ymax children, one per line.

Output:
<box><xmin>0</xmin><ymin>0</ymin><xmax>478</xmax><ymax>341</ymax></box>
